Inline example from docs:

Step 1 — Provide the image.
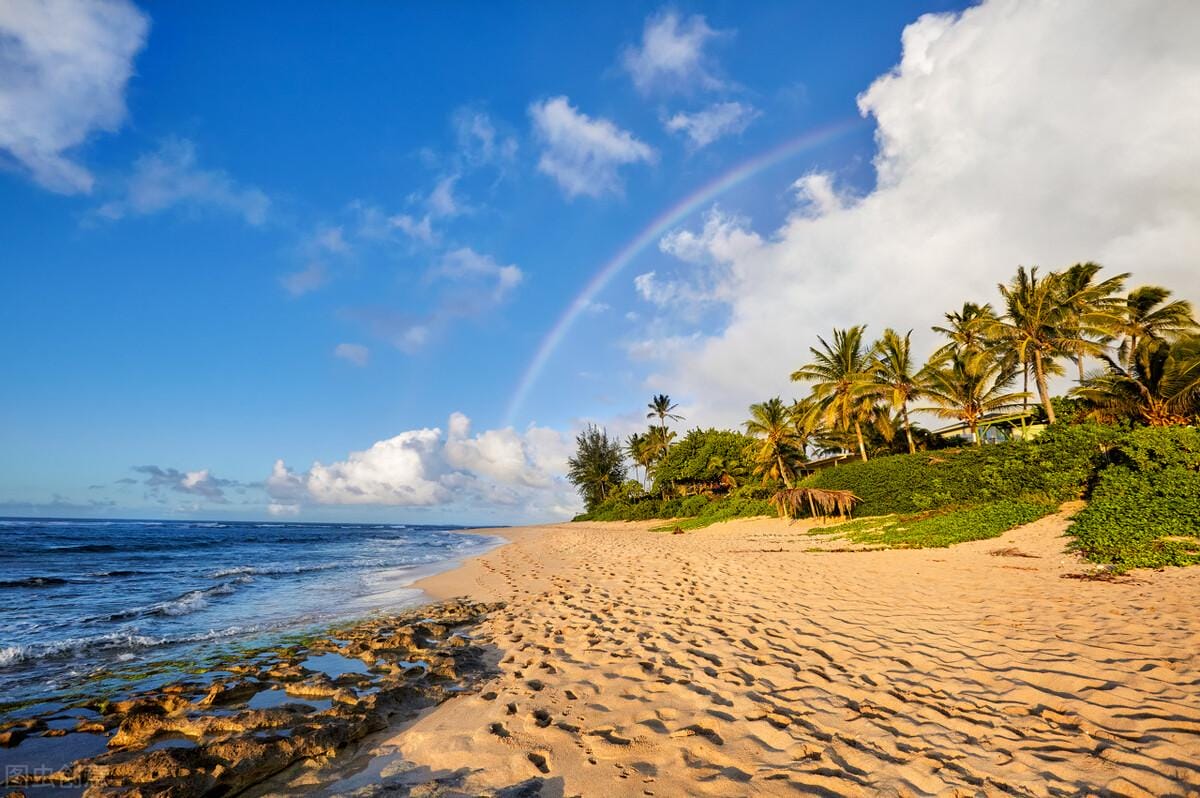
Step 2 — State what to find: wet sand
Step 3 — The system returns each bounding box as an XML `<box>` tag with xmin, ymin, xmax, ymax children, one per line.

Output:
<box><xmin>274</xmin><ymin>511</ymin><xmax>1200</xmax><ymax>796</ymax></box>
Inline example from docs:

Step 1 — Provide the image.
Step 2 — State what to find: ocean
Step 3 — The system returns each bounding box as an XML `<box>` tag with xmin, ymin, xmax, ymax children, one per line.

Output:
<box><xmin>0</xmin><ymin>517</ymin><xmax>504</xmax><ymax>713</ymax></box>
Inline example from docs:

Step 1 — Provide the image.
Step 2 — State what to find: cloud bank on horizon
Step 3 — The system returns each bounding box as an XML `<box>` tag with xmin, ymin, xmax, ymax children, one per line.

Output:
<box><xmin>2</xmin><ymin>0</ymin><xmax>1198</xmax><ymax>522</ymax></box>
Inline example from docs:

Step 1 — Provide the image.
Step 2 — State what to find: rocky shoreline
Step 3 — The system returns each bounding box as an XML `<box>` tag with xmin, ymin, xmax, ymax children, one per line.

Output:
<box><xmin>1</xmin><ymin>599</ymin><xmax>503</xmax><ymax>797</ymax></box>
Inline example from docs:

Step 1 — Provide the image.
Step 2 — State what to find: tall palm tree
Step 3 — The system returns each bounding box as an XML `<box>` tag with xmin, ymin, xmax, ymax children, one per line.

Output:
<box><xmin>646</xmin><ymin>394</ymin><xmax>683</xmax><ymax>433</ymax></box>
<box><xmin>625</xmin><ymin>432</ymin><xmax>650</xmax><ymax>489</ymax></box>
<box><xmin>743</xmin><ymin>397</ymin><xmax>805</xmax><ymax>488</ymax></box>
<box><xmin>920</xmin><ymin>351</ymin><xmax>1027</xmax><ymax>445</ymax></box>
<box><xmin>641</xmin><ymin>425</ymin><xmax>676</xmax><ymax>477</ymax></box>
<box><xmin>791</xmin><ymin>326</ymin><xmax>878</xmax><ymax>461</ymax></box>
<box><xmin>1057</xmin><ymin>262</ymin><xmax>1129</xmax><ymax>383</ymax></box>
<box><xmin>932</xmin><ymin>302</ymin><xmax>998</xmax><ymax>358</ymax></box>
<box><xmin>789</xmin><ymin>397</ymin><xmax>829</xmax><ymax>460</ymax></box>
<box><xmin>873</xmin><ymin>328</ymin><xmax>925</xmax><ymax>454</ymax></box>
<box><xmin>1073</xmin><ymin>336</ymin><xmax>1200</xmax><ymax>426</ymax></box>
<box><xmin>994</xmin><ymin>266</ymin><xmax>1071</xmax><ymax>424</ymax></box>
<box><xmin>1115</xmin><ymin>286</ymin><xmax>1198</xmax><ymax>374</ymax></box>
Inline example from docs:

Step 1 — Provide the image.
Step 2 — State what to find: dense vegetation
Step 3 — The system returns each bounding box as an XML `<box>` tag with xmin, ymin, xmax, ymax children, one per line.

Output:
<box><xmin>565</xmin><ymin>263</ymin><xmax>1200</xmax><ymax>569</ymax></box>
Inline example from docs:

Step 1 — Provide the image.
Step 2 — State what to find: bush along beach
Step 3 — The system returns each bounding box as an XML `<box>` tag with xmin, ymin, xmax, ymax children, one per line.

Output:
<box><xmin>567</xmin><ymin>264</ymin><xmax>1200</xmax><ymax>569</ymax></box>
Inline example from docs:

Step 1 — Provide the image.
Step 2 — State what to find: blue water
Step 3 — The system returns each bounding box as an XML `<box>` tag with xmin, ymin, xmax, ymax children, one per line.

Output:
<box><xmin>0</xmin><ymin>517</ymin><xmax>504</xmax><ymax>709</ymax></box>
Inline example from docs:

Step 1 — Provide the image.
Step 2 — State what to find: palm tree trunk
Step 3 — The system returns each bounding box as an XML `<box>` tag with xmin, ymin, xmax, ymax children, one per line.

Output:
<box><xmin>970</xmin><ymin>422</ymin><xmax>981</xmax><ymax>446</ymax></box>
<box><xmin>776</xmin><ymin>454</ymin><xmax>792</xmax><ymax>488</ymax></box>
<box><xmin>901</xmin><ymin>403</ymin><xmax>915</xmax><ymax>454</ymax></box>
<box><xmin>1076</xmin><ymin>354</ymin><xmax>1086</xmax><ymax>384</ymax></box>
<box><xmin>854</xmin><ymin>421</ymin><xmax>868</xmax><ymax>462</ymax></box>
<box><xmin>1032</xmin><ymin>349</ymin><xmax>1057</xmax><ymax>424</ymax></box>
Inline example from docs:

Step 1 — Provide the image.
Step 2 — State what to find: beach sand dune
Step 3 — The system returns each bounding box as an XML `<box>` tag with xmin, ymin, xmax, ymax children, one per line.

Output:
<box><xmin>281</xmin><ymin>511</ymin><xmax>1200</xmax><ymax>796</ymax></box>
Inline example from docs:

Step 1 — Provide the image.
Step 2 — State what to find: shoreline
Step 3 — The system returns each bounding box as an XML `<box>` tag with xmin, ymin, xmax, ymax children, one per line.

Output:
<box><xmin>268</xmin><ymin>512</ymin><xmax>1200</xmax><ymax>796</ymax></box>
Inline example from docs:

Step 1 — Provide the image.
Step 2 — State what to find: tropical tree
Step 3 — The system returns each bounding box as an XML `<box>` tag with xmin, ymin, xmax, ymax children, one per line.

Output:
<box><xmin>625</xmin><ymin>432</ymin><xmax>652</xmax><ymax>489</ymax></box>
<box><xmin>791</xmin><ymin>325</ymin><xmax>878</xmax><ymax>461</ymax></box>
<box><xmin>1073</xmin><ymin>336</ymin><xmax>1200</xmax><ymax>426</ymax></box>
<box><xmin>920</xmin><ymin>351</ymin><xmax>1027</xmax><ymax>445</ymax></box>
<box><xmin>743</xmin><ymin>397</ymin><xmax>806</xmax><ymax>487</ymax></box>
<box><xmin>1056</xmin><ymin>262</ymin><xmax>1129</xmax><ymax>383</ymax></box>
<box><xmin>646</xmin><ymin>394</ymin><xmax>683</xmax><ymax>433</ymax></box>
<box><xmin>566</xmin><ymin>425</ymin><xmax>626</xmax><ymax>510</ymax></box>
<box><xmin>641</xmin><ymin>425</ymin><xmax>676</xmax><ymax>478</ymax></box>
<box><xmin>932</xmin><ymin>302</ymin><xmax>998</xmax><ymax>358</ymax></box>
<box><xmin>789</xmin><ymin>397</ymin><xmax>830</xmax><ymax>459</ymax></box>
<box><xmin>1115</xmin><ymin>286</ymin><xmax>1198</xmax><ymax>373</ymax></box>
<box><xmin>993</xmin><ymin>266</ymin><xmax>1072</xmax><ymax>424</ymax></box>
<box><xmin>872</xmin><ymin>328</ymin><xmax>925</xmax><ymax>454</ymax></box>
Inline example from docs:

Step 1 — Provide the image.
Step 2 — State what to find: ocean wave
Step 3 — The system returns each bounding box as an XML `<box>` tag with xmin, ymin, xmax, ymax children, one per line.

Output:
<box><xmin>0</xmin><ymin>625</ymin><xmax>260</xmax><ymax>670</ymax></box>
<box><xmin>87</xmin><ymin>578</ymin><xmax>248</xmax><ymax>623</ymax></box>
<box><xmin>0</xmin><ymin>576</ymin><xmax>72</xmax><ymax>589</ymax></box>
<box><xmin>206</xmin><ymin>562</ymin><xmax>339</xmax><ymax>579</ymax></box>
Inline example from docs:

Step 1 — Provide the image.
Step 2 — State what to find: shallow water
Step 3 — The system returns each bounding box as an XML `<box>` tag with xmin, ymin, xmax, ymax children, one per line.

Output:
<box><xmin>0</xmin><ymin>517</ymin><xmax>503</xmax><ymax>710</ymax></box>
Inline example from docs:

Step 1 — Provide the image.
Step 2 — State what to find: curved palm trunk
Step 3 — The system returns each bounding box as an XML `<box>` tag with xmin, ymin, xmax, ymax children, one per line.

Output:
<box><xmin>776</xmin><ymin>454</ymin><xmax>793</xmax><ymax>489</ymax></box>
<box><xmin>1032</xmin><ymin>349</ymin><xmax>1057</xmax><ymax>424</ymax></box>
<box><xmin>901</xmin><ymin>403</ymin><xmax>915</xmax><ymax>454</ymax></box>
<box><xmin>854</xmin><ymin>421</ymin><xmax>868</xmax><ymax>462</ymax></box>
<box><xmin>970</xmin><ymin>422</ymin><xmax>981</xmax><ymax>446</ymax></box>
<box><xmin>1076</xmin><ymin>354</ymin><xmax>1086</xmax><ymax>384</ymax></box>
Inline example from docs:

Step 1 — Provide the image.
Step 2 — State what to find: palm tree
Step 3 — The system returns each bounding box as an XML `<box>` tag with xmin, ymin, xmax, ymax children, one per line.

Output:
<box><xmin>920</xmin><ymin>351</ymin><xmax>1028</xmax><ymax>445</ymax></box>
<box><xmin>789</xmin><ymin>397</ymin><xmax>829</xmax><ymax>459</ymax></box>
<box><xmin>1073</xmin><ymin>336</ymin><xmax>1200</xmax><ymax>426</ymax></box>
<box><xmin>1057</xmin><ymin>262</ymin><xmax>1129</xmax><ymax>383</ymax></box>
<box><xmin>641</xmin><ymin>425</ymin><xmax>676</xmax><ymax>475</ymax></box>
<box><xmin>646</xmin><ymin>394</ymin><xmax>683</xmax><ymax>433</ymax></box>
<box><xmin>566</xmin><ymin>425</ymin><xmax>627</xmax><ymax>510</ymax></box>
<box><xmin>873</xmin><ymin>328</ymin><xmax>925</xmax><ymax>454</ymax></box>
<box><xmin>932</xmin><ymin>302</ymin><xmax>998</xmax><ymax>358</ymax></box>
<box><xmin>1115</xmin><ymin>286</ymin><xmax>1198</xmax><ymax>374</ymax></box>
<box><xmin>994</xmin><ymin>266</ymin><xmax>1071</xmax><ymax>424</ymax></box>
<box><xmin>791</xmin><ymin>326</ymin><xmax>878</xmax><ymax>461</ymax></box>
<box><xmin>625</xmin><ymin>432</ymin><xmax>650</xmax><ymax>489</ymax></box>
<box><xmin>743</xmin><ymin>398</ymin><xmax>805</xmax><ymax>487</ymax></box>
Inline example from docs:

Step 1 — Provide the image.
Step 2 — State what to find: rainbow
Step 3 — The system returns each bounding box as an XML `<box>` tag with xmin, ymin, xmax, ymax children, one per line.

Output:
<box><xmin>504</xmin><ymin>117</ymin><xmax>864</xmax><ymax>427</ymax></box>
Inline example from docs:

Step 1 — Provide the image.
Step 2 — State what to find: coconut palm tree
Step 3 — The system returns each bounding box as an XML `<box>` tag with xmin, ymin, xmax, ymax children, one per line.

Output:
<box><xmin>993</xmin><ymin>266</ymin><xmax>1073</xmax><ymax>424</ymax></box>
<box><xmin>919</xmin><ymin>351</ymin><xmax>1027</xmax><ymax>445</ymax></box>
<box><xmin>872</xmin><ymin>328</ymin><xmax>925</xmax><ymax>454</ymax></box>
<box><xmin>744</xmin><ymin>397</ymin><xmax>806</xmax><ymax>488</ymax></box>
<box><xmin>789</xmin><ymin>397</ymin><xmax>830</xmax><ymax>460</ymax></box>
<box><xmin>646</xmin><ymin>394</ymin><xmax>683</xmax><ymax>433</ymax></box>
<box><xmin>641</xmin><ymin>425</ymin><xmax>676</xmax><ymax>476</ymax></box>
<box><xmin>625</xmin><ymin>432</ymin><xmax>651</xmax><ymax>489</ymax></box>
<box><xmin>791</xmin><ymin>326</ymin><xmax>878</xmax><ymax>461</ymax></box>
<box><xmin>1115</xmin><ymin>286</ymin><xmax>1198</xmax><ymax>373</ymax></box>
<box><xmin>932</xmin><ymin>302</ymin><xmax>999</xmax><ymax>358</ymax></box>
<box><xmin>1057</xmin><ymin>262</ymin><xmax>1129</xmax><ymax>383</ymax></box>
<box><xmin>1073</xmin><ymin>336</ymin><xmax>1200</xmax><ymax>426</ymax></box>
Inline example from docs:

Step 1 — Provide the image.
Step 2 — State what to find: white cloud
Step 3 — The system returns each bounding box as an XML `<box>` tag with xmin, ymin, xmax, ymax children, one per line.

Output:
<box><xmin>529</xmin><ymin>96</ymin><xmax>656</xmax><ymax>198</ymax></box>
<box><xmin>267</xmin><ymin>415</ymin><xmax>577</xmax><ymax>518</ymax></box>
<box><xmin>428</xmin><ymin>174</ymin><xmax>462</xmax><ymax>218</ymax></box>
<box><xmin>280</xmin><ymin>262</ymin><xmax>327</xmax><ymax>297</ymax></box>
<box><xmin>433</xmin><ymin>247</ymin><xmax>523</xmax><ymax>302</ymax></box>
<box><xmin>333</xmin><ymin>343</ymin><xmax>369</xmax><ymax>366</ymax></box>
<box><xmin>132</xmin><ymin>465</ymin><xmax>241</xmax><ymax>503</ymax></box>
<box><xmin>389</xmin><ymin>212</ymin><xmax>436</xmax><ymax>244</ymax></box>
<box><xmin>96</xmin><ymin>139</ymin><xmax>270</xmax><ymax>224</ymax></box>
<box><xmin>452</xmin><ymin>107</ymin><xmax>517</xmax><ymax>166</ymax></box>
<box><xmin>0</xmin><ymin>0</ymin><xmax>148</xmax><ymax>194</ymax></box>
<box><xmin>665</xmin><ymin>101</ymin><xmax>758</xmax><ymax>148</ymax></box>
<box><xmin>620</xmin><ymin>9</ymin><xmax>727</xmax><ymax>95</ymax></box>
<box><xmin>637</xmin><ymin>0</ymin><xmax>1200</xmax><ymax>427</ymax></box>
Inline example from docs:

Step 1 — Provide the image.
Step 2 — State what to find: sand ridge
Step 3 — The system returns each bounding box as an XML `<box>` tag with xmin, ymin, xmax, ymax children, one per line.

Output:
<box><xmin>283</xmin><ymin>512</ymin><xmax>1200</xmax><ymax>797</ymax></box>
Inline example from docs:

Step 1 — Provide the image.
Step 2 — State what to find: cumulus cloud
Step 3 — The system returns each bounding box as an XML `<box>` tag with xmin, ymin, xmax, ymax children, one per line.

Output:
<box><xmin>452</xmin><ymin>107</ymin><xmax>517</xmax><ymax>167</ymax></box>
<box><xmin>433</xmin><ymin>247</ymin><xmax>523</xmax><ymax>303</ymax></box>
<box><xmin>267</xmin><ymin>414</ymin><xmax>577</xmax><ymax>518</ymax></box>
<box><xmin>620</xmin><ymin>9</ymin><xmax>727</xmax><ymax>95</ymax></box>
<box><xmin>95</xmin><ymin>139</ymin><xmax>270</xmax><ymax>224</ymax></box>
<box><xmin>665</xmin><ymin>101</ymin><xmax>759</xmax><ymax>149</ymax></box>
<box><xmin>333</xmin><ymin>342</ymin><xmax>369</xmax><ymax>366</ymax></box>
<box><xmin>636</xmin><ymin>0</ymin><xmax>1200</xmax><ymax>426</ymax></box>
<box><xmin>0</xmin><ymin>0</ymin><xmax>148</xmax><ymax>194</ymax></box>
<box><xmin>529</xmin><ymin>96</ymin><xmax>656</xmax><ymax>198</ymax></box>
<box><xmin>132</xmin><ymin>465</ymin><xmax>242</xmax><ymax>503</ymax></box>
<box><xmin>280</xmin><ymin>262</ymin><xmax>327</xmax><ymax>297</ymax></box>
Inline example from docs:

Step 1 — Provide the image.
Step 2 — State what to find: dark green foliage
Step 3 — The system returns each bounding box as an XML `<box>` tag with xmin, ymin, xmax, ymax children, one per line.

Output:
<box><xmin>819</xmin><ymin>500</ymin><xmax>1057</xmax><ymax>548</ymax></box>
<box><xmin>1068</xmin><ymin>426</ymin><xmax>1200</xmax><ymax>569</ymax></box>
<box><xmin>566</xmin><ymin>424</ymin><xmax>627</xmax><ymax>511</ymax></box>
<box><xmin>801</xmin><ymin>423</ymin><xmax>1122</xmax><ymax>516</ymax></box>
<box><xmin>650</xmin><ymin>428</ymin><xmax>757</xmax><ymax>494</ymax></box>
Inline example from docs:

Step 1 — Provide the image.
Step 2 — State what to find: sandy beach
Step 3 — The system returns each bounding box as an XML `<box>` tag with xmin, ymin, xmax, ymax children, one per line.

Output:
<box><xmin>264</xmin><ymin>510</ymin><xmax>1200</xmax><ymax>797</ymax></box>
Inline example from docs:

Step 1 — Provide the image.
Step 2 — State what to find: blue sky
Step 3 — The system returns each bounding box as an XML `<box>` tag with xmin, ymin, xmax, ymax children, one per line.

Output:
<box><xmin>2</xmin><ymin>1</ymin><xmax>1196</xmax><ymax>522</ymax></box>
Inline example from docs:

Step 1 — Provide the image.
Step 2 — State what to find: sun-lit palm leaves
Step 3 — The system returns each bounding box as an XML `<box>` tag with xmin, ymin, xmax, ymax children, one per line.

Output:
<box><xmin>1115</xmin><ymin>286</ymin><xmax>1198</xmax><ymax>374</ymax></box>
<box><xmin>872</xmin><ymin>328</ymin><xmax>925</xmax><ymax>454</ymax></box>
<box><xmin>791</xmin><ymin>325</ymin><xmax>878</xmax><ymax>461</ymax></box>
<box><xmin>1057</xmin><ymin>262</ymin><xmax>1129</xmax><ymax>383</ymax></box>
<box><xmin>932</xmin><ymin>302</ymin><xmax>999</xmax><ymax>358</ymax></box>
<box><xmin>1073</xmin><ymin>336</ymin><xmax>1200</xmax><ymax>426</ymax></box>
<box><xmin>744</xmin><ymin>397</ymin><xmax>806</xmax><ymax>487</ymax></box>
<box><xmin>919</xmin><ymin>351</ymin><xmax>1027</xmax><ymax>445</ymax></box>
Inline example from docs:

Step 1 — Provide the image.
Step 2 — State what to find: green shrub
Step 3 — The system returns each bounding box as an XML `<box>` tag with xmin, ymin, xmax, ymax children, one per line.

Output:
<box><xmin>651</xmin><ymin>428</ymin><xmax>757</xmax><ymax>494</ymax></box>
<box><xmin>802</xmin><ymin>423</ymin><xmax>1122</xmax><ymax>516</ymax></box>
<box><xmin>818</xmin><ymin>500</ymin><xmax>1057</xmax><ymax>548</ymax></box>
<box><xmin>1067</xmin><ymin>426</ymin><xmax>1200</xmax><ymax>569</ymax></box>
